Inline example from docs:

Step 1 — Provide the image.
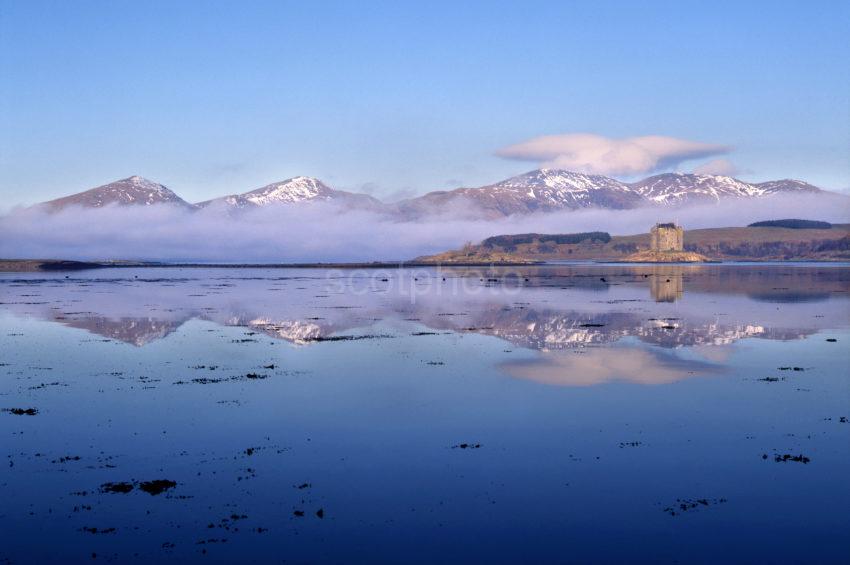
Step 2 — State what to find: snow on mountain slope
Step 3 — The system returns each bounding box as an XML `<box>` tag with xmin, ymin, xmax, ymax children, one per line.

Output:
<box><xmin>753</xmin><ymin>179</ymin><xmax>822</xmax><ymax>194</ymax></box>
<box><xmin>629</xmin><ymin>173</ymin><xmax>824</xmax><ymax>206</ymax></box>
<box><xmin>198</xmin><ymin>176</ymin><xmax>384</xmax><ymax>211</ymax></box>
<box><xmin>396</xmin><ymin>169</ymin><xmax>644</xmax><ymax>219</ymax></box>
<box><xmin>628</xmin><ymin>173</ymin><xmax>769</xmax><ymax>205</ymax></box>
<box><xmin>33</xmin><ymin>170</ymin><xmax>830</xmax><ymax>218</ymax></box>
<box><xmin>41</xmin><ymin>176</ymin><xmax>193</xmax><ymax>211</ymax></box>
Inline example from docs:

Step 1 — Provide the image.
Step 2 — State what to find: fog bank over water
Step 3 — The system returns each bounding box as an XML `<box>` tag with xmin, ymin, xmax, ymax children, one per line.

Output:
<box><xmin>1</xmin><ymin>193</ymin><xmax>848</xmax><ymax>262</ymax></box>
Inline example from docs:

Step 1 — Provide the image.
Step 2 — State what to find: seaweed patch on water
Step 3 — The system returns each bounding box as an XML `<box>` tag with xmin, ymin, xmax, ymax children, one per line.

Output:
<box><xmin>138</xmin><ymin>479</ymin><xmax>178</xmax><ymax>495</ymax></box>
<box><xmin>662</xmin><ymin>497</ymin><xmax>727</xmax><ymax>516</ymax></box>
<box><xmin>2</xmin><ymin>407</ymin><xmax>38</xmax><ymax>416</ymax></box>
<box><xmin>100</xmin><ymin>482</ymin><xmax>134</xmax><ymax>494</ymax></box>
<box><xmin>174</xmin><ymin>373</ymin><xmax>271</xmax><ymax>385</ymax></box>
<box><xmin>619</xmin><ymin>441</ymin><xmax>642</xmax><ymax>448</ymax></box>
<box><xmin>80</xmin><ymin>527</ymin><xmax>116</xmax><ymax>534</ymax></box>
<box><xmin>100</xmin><ymin>479</ymin><xmax>177</xmax><ymax>495</ymax></box>
<box><xmin>303</xmin><ymin>334</ymin><xmax>393</xmax><ymax>342</ymax></box>
<box><xmin>28</xmin><ymin>381</ymin><xmax>67</xmax><ymax>390</ymax></box>
<box><xmin>770</xmin><ymin>453</ymin><xmax>811</xmax><ymax>464</ymax></box>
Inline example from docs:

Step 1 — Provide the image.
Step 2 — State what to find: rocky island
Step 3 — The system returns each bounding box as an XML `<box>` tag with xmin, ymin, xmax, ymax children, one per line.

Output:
<box><xmin>621</xmin><ymin>223</ymin><xmax>711</xmax><ymax>262</ymax></box>
<box><xmin>417</xmin><ymin>219</ymin><xmax>850</xmax><ymax>264</ymax></box>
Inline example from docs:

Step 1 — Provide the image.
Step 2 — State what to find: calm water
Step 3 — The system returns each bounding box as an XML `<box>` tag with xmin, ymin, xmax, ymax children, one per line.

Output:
<box><xmin>1</xmin><ymin>264</ymin><xmax>848</xmax><ymax>563</ymax></box>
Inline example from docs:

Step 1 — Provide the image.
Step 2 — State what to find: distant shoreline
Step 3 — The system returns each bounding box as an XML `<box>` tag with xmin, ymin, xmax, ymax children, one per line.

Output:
<box><xmin>0</xmin><ymin>259</ymin><xmax>544</xmax><ymax>272</ymax></box>
<box><xmin>4</xmin><ymin>258</ymin><xmax>850</xmax><ymax>273</ymax></box>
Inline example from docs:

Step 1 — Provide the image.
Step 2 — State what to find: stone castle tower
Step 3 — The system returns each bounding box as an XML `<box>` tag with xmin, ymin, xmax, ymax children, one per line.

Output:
<box><xmin>650</xmin><ymin>223</ymin><xmax>684</xmax><ymax>252</ymax></box>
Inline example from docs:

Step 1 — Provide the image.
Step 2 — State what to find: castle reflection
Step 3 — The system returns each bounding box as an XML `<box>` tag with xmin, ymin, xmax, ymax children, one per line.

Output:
<box><xmin>649</xmin><ymin>269</ymin><xmax>684</xmax><ymax>302</ymax></box>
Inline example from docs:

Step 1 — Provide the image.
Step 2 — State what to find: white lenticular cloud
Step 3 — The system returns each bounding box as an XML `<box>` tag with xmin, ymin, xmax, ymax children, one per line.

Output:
<box><xmin>496</xmin><ymin>133</ymin><xmax>730</xmax><ymax>176</ymax></box>
<box><xmin>693</xmin><ymin>158</ymin><xmax>740</xmax><ymax>176</ymax></box>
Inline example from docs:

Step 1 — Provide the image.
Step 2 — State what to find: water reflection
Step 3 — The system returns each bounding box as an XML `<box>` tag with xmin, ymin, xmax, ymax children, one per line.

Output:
<box><xmin>2</xmin><ymin>264</ymin><xmax>849</xmax><ymax>563</ymax></box>
<box><xmin>649</xmin><ymin>270</ymin><xmax>683</xmax><ymax>302</ymax></box>
<box><xmin>1</xmin><ymin>265</ymin><xmax>848</xmax><ymax>355</ymax></box>
<box><xmin>501</xmin><ymin>345</ymin><xmax>722</xmax><ymax>386</ymax></box>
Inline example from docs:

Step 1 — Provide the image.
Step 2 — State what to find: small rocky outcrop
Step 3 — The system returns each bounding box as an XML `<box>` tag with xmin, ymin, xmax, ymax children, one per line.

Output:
<box><xmin>622</xmin><ymin>250</ymin><xmax>711</xmax><ymax>263</ymax></box>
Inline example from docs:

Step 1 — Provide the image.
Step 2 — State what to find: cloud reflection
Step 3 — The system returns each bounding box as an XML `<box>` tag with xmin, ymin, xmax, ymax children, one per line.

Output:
<box><xmin>500</xmin><ymin>345</ymin><xmax>722</xmax><ymax>386</ymax></box>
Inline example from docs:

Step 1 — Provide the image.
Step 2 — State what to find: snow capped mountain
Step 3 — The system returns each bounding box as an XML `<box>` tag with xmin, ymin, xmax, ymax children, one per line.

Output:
<box><xmin>628</xmin><ymin>173</ymin><xmax>823</xmax><ymax>206</ymax></box>
<box><xmin>33</xmin><ymin>170</ymin><xmax>829</xmax><ymax>218</ymax></box>
<box><xmin>753</xmin><ymin>179</ymin><xmax>822</xmax><ymax>194</ymax></box>
<box><xmin>396</xmin><ymin>169</ymin><xmax>644</xmax><ymax>218</ymax></box>
<box><xmin>628</xmin><ymin>173</ymin><xmax>766</xmax><ymax>205</ymax></box>
<box><xmin>41</xmin><ymin>176</ymin><xmax>192</xmax><ymax>211</ymax></box>
<box><xmin>483</xmin><ymin>168</ymin><xmax>641</xmax><ymax>208</ymax></box>
<box><xmin>396</xmin><ymin>168</ymin><xmax>821</xmax><ymax>218</ymax></box>
<box><xmin>198</xmin><ymin>176</ymin><xmax>384</xmax><ymax>211</ymax></box>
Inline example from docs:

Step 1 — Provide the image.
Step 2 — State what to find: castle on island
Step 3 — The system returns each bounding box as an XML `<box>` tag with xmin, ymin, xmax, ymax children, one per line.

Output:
<box><xmin>624</xmin><ymin>222</ymin><xmax>709</xmax><ymax>263</ymax></box>
<box><xmin>650</xmin><ymin>223</ymin><xmax>684</xmax><ymax>252</ymax></box>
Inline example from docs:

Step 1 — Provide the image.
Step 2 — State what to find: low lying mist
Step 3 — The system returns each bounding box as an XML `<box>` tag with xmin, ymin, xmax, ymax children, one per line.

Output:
<box><xmin>1</xmin><ymin>193</ymin><xmax>847</xmax><ymax>262</ymax></box>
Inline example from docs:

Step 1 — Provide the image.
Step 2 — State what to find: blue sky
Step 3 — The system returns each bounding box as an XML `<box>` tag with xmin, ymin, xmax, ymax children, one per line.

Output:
<box><xmin>1</xmin><ymin>0</ymin><xmax>848</xmax><ymax>206</ymax></box>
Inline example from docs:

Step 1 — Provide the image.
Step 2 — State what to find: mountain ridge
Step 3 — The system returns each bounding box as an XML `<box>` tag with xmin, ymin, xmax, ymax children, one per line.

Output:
<box><xmin>33</xmin><ymin>169</ymin><xmax>831</xmax><ymax>216</ymax></box>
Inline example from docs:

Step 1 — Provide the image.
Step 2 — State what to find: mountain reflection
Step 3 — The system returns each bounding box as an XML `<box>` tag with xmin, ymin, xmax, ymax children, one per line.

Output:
<box><xmin>1</xmin><ymin>265</ymin><xmax>847</xmax><ymax>354</ymax></box>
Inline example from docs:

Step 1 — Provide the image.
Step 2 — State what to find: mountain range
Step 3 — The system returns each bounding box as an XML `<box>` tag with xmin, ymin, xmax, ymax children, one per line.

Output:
<box><xmin>34</xmin><ymin>169</ymin><xmax>828</xmax><ymax>218</ymax></box>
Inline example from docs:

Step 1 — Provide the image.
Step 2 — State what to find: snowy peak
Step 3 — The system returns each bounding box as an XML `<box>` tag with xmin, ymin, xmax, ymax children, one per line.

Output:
<box><xmin>198</xmin><ymin>176</ymin><xmax>384</xmax><ymax>211</ymax></box>
<box><xmin>396</xmin><ymin>168</ymin><xmax>644</xmax><ymax>218</ymax></box>
<box><xmin>242</xmin><ymin>176</ymin><xmax>335</xmax><ymax>205</ymax></box>
<box><xmin>491</xmin><ymin>169</ymin><xmax>630</xmax><ymax>194</ymax></box>
<box><xmin>628</xmin><ymin>173</ymin><xmax>822</xmax><ymax>205</ymax></box>
<box><xmin>480</xmin><ymin>168</ymin><xmax>643</xmax><ymax>210</ymax></box>
<box><xmin>629</xmin><ymin>173</ymin><xmax>763</xmax><ymax>204</ymax></box>
<box><xmin>42</xmin><ymin>176</ymin><xmax>192</xmax><ymax>211</ymax></box>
